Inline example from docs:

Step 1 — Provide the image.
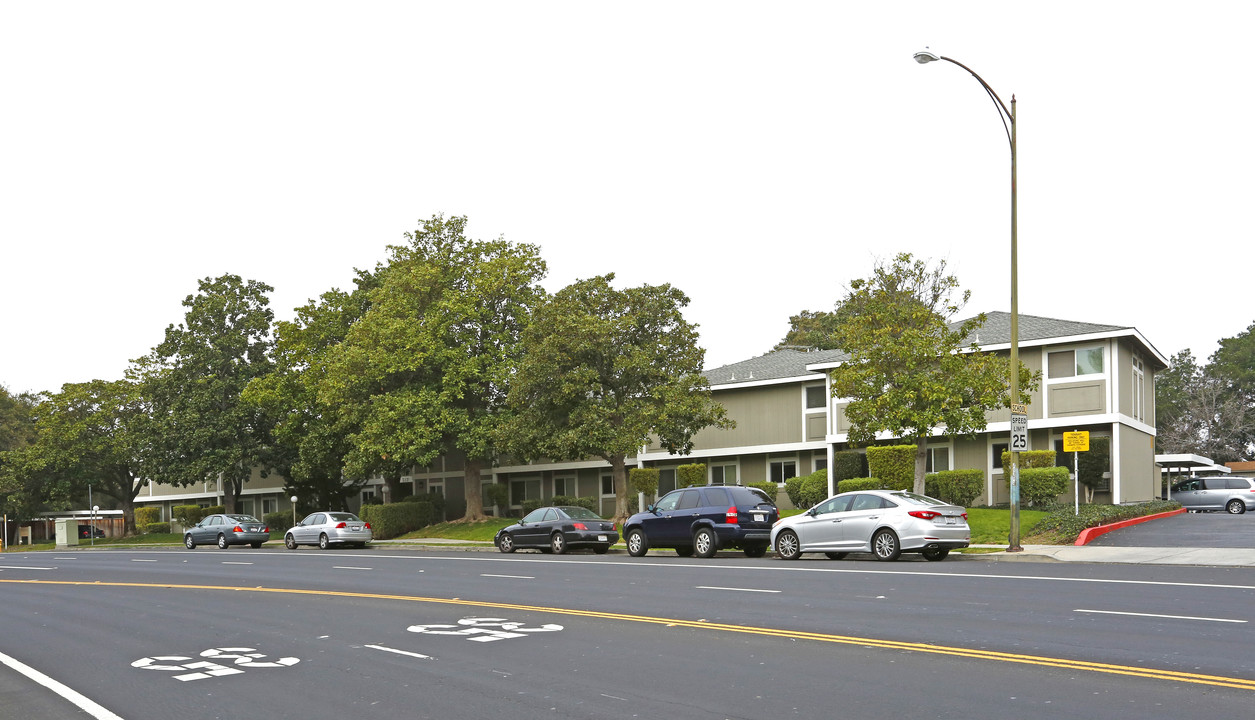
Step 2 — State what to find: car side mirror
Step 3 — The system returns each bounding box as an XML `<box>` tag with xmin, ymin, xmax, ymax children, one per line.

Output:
<box><xmin>646</xmin><ymin>504</ymin><xmax>657</xmax><ymax>514</ymax></box>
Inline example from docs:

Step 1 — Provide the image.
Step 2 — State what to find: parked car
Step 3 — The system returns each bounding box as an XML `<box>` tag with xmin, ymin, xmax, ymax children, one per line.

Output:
<box><xmin>771</xmin><ymin>490</ymin><xmax>970</xmax><ymax>562</ymax></box>
<box><xmin>622</xmin><ymin>485</ymin><xmax>778</xmax><ymax>558</ymax></box>
<box><xmin>1171</xmin><ymin>476</ymin><xmax>1255</xmax><ymax>514</ymax></box>
<box><xmin>285</xmin><ymin>512</ymin><xmax>373</xmax><ymax>549</ymax></box>
<box><xmin>78</xmin><ymin>525</ymin><xmax>105</xmax><ymax>539</ymax></box>
<box><xmin>495</xmin><ymin>506</ymin><xmax>619</xmax><ymax>554</ymax></box>
<box><xmin>184</xmin><ymin>514</ymin><xmax>270</xmax><ymax>549</ymax></box>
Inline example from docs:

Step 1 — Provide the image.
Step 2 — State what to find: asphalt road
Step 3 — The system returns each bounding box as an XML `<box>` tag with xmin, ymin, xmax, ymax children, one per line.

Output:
<box><xmin>2</xmin><ymin>547</ymin><xmax>1255</xmax><ymax>719</ymax></box>
<box><xmin>1088</xmin><ymin>509</ymin><xmax>1255</xmax><ymax>547</ymax></box>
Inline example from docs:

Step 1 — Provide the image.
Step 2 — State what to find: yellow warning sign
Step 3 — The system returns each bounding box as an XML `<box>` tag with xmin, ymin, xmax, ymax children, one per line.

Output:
<box><xmin>1063</xmin><ymin>431</ymin><xmax>1090</xmax><ymax>453</ymax></box>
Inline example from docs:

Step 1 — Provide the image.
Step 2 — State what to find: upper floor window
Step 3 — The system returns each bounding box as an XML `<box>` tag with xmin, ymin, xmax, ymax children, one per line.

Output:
<box><xmin>1132</xmin><ymin>356</ymin><xmax>1146</xmax><ymax>423</ymax></box>
<box><xmin>1048</xmin><ymin>346</ymin><xmax>1105</xmax><ymax>379</ymax></box>
<box><xmin>805</xmin><ymin>385</ymin><xmax>827</xmax><ymax>409</ymax></box>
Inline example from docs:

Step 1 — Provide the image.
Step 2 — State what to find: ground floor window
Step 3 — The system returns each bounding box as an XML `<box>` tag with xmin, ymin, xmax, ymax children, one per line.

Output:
<box><xmin>658</xmin><ymin>468</ymin><xmax>677</xmax><ymax>496</ymax></box>
<box><xmin>711</xmin><ymin>464</ymin><xmax>737</xmax><ymax>485</ymax></box>
<box><xmin>926</xmin><ymin>446</ymin><xmax>950</xmax><ymax>473</ymax></box>
<box><xmin>262</xmin><ymin>497</ymin><xmax>278</xmax><ymax>515</ymax></box>
<box><xmin>812</xmin><ymin>457</ymin><xmax>827</xmax><ymax>473</ymax></box>
<box><xmin>511</xmin><ymin>478</ymin><xmax>541</xmax><ymax>506</ymax></box>
<box><xmin>554</xmin><ymin>475</ymin><xmax>576</xmax><ymax>497</ymax></box>
<box><xmin>770</xmin><ymin>460</ymin><xmax>798</xmax><ymax>484</ymax></box>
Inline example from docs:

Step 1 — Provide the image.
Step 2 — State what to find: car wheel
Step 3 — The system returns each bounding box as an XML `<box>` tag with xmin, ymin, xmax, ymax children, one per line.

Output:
<box><xmin>550</xmin><ymin>532</ymin><xmax>567</xmax><ymax>555</ymax></box>
<box><xmin>497</xmin><ymin>533</ymin><xmax>516</xmax><ymax>553</ymax></box>
<box><xmin>922</xmin><ymin>548</ymin><xmax>950</xmax><ymax>562</ymax></box>
<box><xmin>743</xmin><ymin>543</ymin><xmax>769</xmax><ymax>558</ymax></box>
<box><xmin>693</xmin><ymin>528</ymin><xmax>717</xmax><ymax>558</ymax></box>
<box><xmin>674</xmin><ymin>546</ymin><xmax>694</xmax><ymax>557</ymax></box>
<box><xmin>285</xmin><ymin>534</ymin><xmax>297</xmax><ymax>550</ymax></box>
<box><xmin>823</xmin><ymin>552</ymin><xmax>847</xmax><ymax>560</ymax></box>
<box><xmin>319</xmin><ymin>533</ymin><xmax>330</xmax><ymax>550</ymax></box>
<box><xmin>593</xmin><ymin>545</ymin><xmax>610</xmax><ymax>555</ymax></box>
<box><xmin>1226</xmin><ymin>499</ymin><xmax>1246</xmax><ymax>515</ymax></box>
<box><xmin>872</xmin><ymin>529</ymin><xmax>901</xmax><ymax>562</ymax></box>
<box><xmin>250</xmin><ymin>542</ymin><xmax>262</xmax><ymax>549</ymax></box>
<box><xmin>184</xmin><ymin>535</ymin><xmax>196</xmax><ymax>550</ymax></box>
<box><xmin>626</xmin><ymin>529</ymin><xmax>649</xmax><ymax>557</ymax></box>
<box><xmin>775</xmin><ymin>530</ymin><xmax>801</xmax><ymax>561</ymax></box>
<box><xmin>217</xmin><ymin>534</ymin><xmax>228</xmax><ymax>550</ymax></box>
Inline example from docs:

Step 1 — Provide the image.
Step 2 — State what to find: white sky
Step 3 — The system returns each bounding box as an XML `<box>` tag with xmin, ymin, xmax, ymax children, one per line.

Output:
<box><xmin>3</xmin><ymin>1</ymin><xmax>1251</xmax><ymax>395</ymax></box>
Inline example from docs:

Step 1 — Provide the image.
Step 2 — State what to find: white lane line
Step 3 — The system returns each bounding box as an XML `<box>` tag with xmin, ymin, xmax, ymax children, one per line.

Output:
<box><xmin>696</xmin><ymin>586</ymin><xmax>781</xmax><ymax>594</ymax></box>
<box><xmin>54</xmin><ymin>557</ymin><xmax>77</xmax><ymax>560</ymax></box>
<box><xmin>130</xmin><ymin>559</ymin><xmax>157</xmax><ymax>563</ymax></box>
<box><xmin>333</xmin><ymin>566</ymin><xmax>373</xmax><ymax>571</ymax></box>
<box><xmin>222</xmin><ymin>562</ymin><xmax>254</xmax><ymax>565</ymax></box>
<box><xmin>481</xmin><ymin>573</ymin><xmax>534</xmax><ymax>579</ymax></box>
<box><xmin>1075</xmin><ymin>608</ymin><xmax>1247</xmax><ymax>623</ymax></box>
<box><xmin>0</xmin><ymin>649</ymin><xmax>125</xmax><ymax>720</ymax></box>
<box><xmin>0</xmin><ymin>566</ymin><xmax>57</xmax><ymax>570</ymax></box>
<box><xmin>365</xmin><ymin>645</ymin><xmax>431</xmax><ymax>659</ymax></box>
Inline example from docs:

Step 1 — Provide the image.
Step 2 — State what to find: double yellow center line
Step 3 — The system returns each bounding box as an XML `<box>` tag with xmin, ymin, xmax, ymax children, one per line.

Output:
<box><xmin>7</xmin><ymin>579</ymin><xmax>1255</xmax><ymax>691</ymax></box>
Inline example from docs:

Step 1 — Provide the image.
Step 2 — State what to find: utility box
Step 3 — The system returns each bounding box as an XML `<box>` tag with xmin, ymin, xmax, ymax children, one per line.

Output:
<box><xmin>54</xmin><ymin>518</ymin><xmax>78</xmax><ymax>548</ymax></box>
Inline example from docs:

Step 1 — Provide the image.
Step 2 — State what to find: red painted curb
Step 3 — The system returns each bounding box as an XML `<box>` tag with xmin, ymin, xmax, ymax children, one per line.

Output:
<box><xmin>1074</xmin><ymin>508</ymin><xmax>1187</xmax><ymax>546</ymax></box>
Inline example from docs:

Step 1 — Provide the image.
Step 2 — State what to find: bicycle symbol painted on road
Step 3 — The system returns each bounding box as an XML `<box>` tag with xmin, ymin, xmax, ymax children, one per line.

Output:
<box><xmin>132</xmin><ymin>647</ymin><xmax>299</xmax><ymax>682</ymax></box>
<box><xmin>407</xmin><ymin>616</ymin><xmax>563</xmax><ymax>642</ymax></box>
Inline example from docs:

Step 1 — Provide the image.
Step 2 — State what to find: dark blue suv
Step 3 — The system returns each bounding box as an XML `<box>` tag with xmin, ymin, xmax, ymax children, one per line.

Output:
<box><xmin>623</xmin><ymin>485</ymin><xmax>778</xmax><ymax>558</ymax></box>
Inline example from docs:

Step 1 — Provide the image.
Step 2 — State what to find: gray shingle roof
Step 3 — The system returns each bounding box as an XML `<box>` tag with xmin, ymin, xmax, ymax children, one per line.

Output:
<box><xmin>703</xmin><ymin>311</ymin><xmax>1138</xmax><ymax>386</ymax></box>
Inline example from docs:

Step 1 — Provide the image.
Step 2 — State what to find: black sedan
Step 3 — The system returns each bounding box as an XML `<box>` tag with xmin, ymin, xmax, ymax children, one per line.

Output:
<box><xmin>184</xmin><ymin>514</ymin><xmax>270</xmax><ymax>549</ymax></box>
<box><xmin>495</xmin><ymin>506</ymin><xmax>618</xmax><ymax>555</ymax></box>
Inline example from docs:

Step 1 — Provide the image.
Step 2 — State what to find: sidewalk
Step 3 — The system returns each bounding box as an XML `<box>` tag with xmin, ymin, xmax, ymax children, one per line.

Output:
<box><xmin>967</xmin><ymin>544</ymin><xmax>1255</xmax><ymax>567</ymax></box>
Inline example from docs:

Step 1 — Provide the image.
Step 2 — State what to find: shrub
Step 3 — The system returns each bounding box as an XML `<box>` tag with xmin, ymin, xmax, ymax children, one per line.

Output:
<box><xmin>925</xmin><ymin>469</ymin><xmax>984</xmax><ymax>506</ymax></box>
<box><xmin>784</xmin><ymin>476</ymin><xmax>807</xmax><ymax>508</ymax></box>
<box><xmin>867</xmin><ymin>445</ymin><xmax>915</xmax><ymax>490</ymax></box>
<box><xmin>172</xmin><ymin>505</ymin><xmax>205</xmax><ymax>528</ymax></box>
<box><xmin>630</xmin><ymin>468</ymin><xmax>660</xmax><ymax>499</ymax></box>
<box><xmin>521</xmin><ymin>496</ymin><xmax>598</xmax><ymax>515</ymax></box>
<box><xmin>1001</xmin><ymin>449</ymin><xmax>1057</xmax><ymax>475</ymax></box>
<box><xmin>401</xmin><ymin>492</ymin><xmax>446</xmax><ymax>522</ymax></box>
<box><xmin>145</xmin><ymin>522</ymin><xmax>171</xmax><ymax>534</ymax></box>
<box><xmin>1028</xmin><ymin>500</ymin><xmax>1180</xmax><ymax>543</ymax></box>
<box><xmin>135</xmin><ymin>507</ymin><xmax>161</xmax><ymax>527</ymax></box>
<box><xmin>483</xmin><ymin>483</ymin><xmax>511</xmax><ymax>514</ymax></box>
<box><xmin>747</xmin><ymin>481</ymin><xmax>778</xmax><ymax>504</ymax></box>
<box><xmin>837</xmin><ymin>477</ymin><xmax>884</xmax><ymax>493</ymax></box>
<box><xmin>800</xmin><ymin>471</ymin><xmax>829</xmax><ymax>508</ymax></box>
<box><xmin>677</xmin><ymin>463</ymin><xmax>706</xmax><ymax>488</ymax></box>
<box><xmin>1007</xmin><ymin>466</ymin><xmax>1070</xmax><ymax>506</ymax></box>
<box><xmin>360</xmin><ymin>502</ymin><xmax>434</xmax><ymax>539</ymax></box>
<box><xmin>204</xmin><ymin>505</ymin><xmax>225</xmax><ymax>516</ymax></box>
<box><xmin>265</xmin><ymin>511</ymin><xmax>294</xmax><ymax>534</ymax></box>
<box><xmin>830</xmin><ymin>451</ymin><xmax>865</xmax><ymax>483</ymax></box>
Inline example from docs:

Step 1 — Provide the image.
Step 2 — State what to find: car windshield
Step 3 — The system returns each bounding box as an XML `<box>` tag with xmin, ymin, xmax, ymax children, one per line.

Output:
<box><xmin>559</xmin><ymin>507</ymin><xmax>601</xmax><ymax>520</ymax></box>
<box><xmin>328</xmin><ymin>513</ymin><xmax>360</xmax><ymax>522</ymax></box>
<box><xmin>890</xmin><ymin>492</ymin><xmax>947</xmax><ymax>507</ymax></box>
<box><xmin>227</xmin><ymin>514</ymin><xmax>260</xmax><ymax>522</ymax></box>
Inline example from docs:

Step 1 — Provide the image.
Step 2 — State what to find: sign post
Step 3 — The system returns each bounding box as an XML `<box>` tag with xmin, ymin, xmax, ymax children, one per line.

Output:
<box><xmin>1062</xmin><ymin>431</ymin><xmax>1090</xmax><ymax>515</ymax></box>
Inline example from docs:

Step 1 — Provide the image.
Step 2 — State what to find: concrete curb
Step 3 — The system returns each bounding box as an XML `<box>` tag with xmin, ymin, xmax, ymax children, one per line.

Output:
<box><xmin>1073</xmin><ymin>508</ymin><xmax>1188</xmax><ymax>546</ymax></box>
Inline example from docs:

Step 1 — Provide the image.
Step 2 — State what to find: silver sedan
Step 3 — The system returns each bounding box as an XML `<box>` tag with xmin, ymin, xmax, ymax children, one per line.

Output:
<box><xmin>285</xmin><ymin>512</ymin><xmax>373</xmax><ymax>549</ymax></box>
<box><xmin>772</xmin><ymin>490</ymin><xmax>970</xmax><ymax>562</ymax></box>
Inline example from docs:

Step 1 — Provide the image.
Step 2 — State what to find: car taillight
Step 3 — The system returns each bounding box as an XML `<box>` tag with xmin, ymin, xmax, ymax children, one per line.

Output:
<box><xmin>263</xmin><ymin>526</ymin><xmax>269</xmax><ymax>533</ymax></box>
<box><xmin>572</xmin><ymin>522</ymin><xmax>588</xmax><ymax>530</ymax></box>
<box><xmin>335</xmin><ymin>522</ymin><xmax>347</xmax><ymax>529</ymax></box>
<box><xmin>233</xmin><ymin>525</ymin><xmax>244</xmax><ymax>533</ymax></box>
<box><xmin>961</xmin><ymin>513</ymin><xmax>968</xmax><ymax>521</ymax></box>
<box><xmin>908</xmin><ymin>510</ymin><xmax>940</xmax><ymax>520</ymax></box>
<box><xmin>726</xmin><ymin>506</ymin><xmax>738</xmax><ymax>524</ymax></box>
<box><xmin>364</xmin><ymin>522</ymin><xmax>372</xmax><ymax>530</ymax></box>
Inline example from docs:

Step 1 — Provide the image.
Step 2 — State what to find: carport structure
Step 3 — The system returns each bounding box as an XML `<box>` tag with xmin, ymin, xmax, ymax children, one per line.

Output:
<box><xmin>1155</xmin><ymin>453</ymin><xmax>1230</xmax><ymax>502</ymax></box>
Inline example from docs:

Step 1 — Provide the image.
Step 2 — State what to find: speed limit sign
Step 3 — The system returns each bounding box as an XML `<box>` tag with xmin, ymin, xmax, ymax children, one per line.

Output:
<box><xmin>1010</xmin><ymin>404</ymin><xmax>1029</xmax><ymax>452</ymax></box>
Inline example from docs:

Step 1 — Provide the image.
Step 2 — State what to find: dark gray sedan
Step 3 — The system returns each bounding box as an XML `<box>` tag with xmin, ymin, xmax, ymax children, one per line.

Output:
<box><xmin>184</xmin><ymin>514</ymin><xmax>270</xmax><ymax>549</ymax></box>
<box><xmin>495</xmin><ymin>506</ymin><xmax>618</xmax><ymax>554</ymax></box>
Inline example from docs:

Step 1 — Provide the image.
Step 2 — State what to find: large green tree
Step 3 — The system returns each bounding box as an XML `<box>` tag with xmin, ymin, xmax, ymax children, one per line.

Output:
<box><xmin>18</xmin><ymin>380</ymin><xmax>150</xmax><ymax>535</ymax></box>
<box><xmin>499</xmin><ymin>274</ymin><xmax>733</xmax><ymax>521</ymax></box>
<box><xmin>0</xmin><ymin>385</ymin><xmax>40</xmax><ymax>545</ymax></box>
<box><xmin>134</xmin><ymin>275</ymin><xmax>276</xmax><ymax>513</ymax></box>
<box><xmin>320</xmin><ymin>215</ymin><xmax>547</xmax><ymax>522</ymax></box>
<box><xmin>828</xmin><ymin>253</ymin><xmax>1036</xmax><ymax>493</ymax></box>
<box><xmin>774</xmin><ymin>309</ymin><xmax>841</xmax><ymax>351</ymax></box>
<box><xmin>1156</xmin><ymin>349</ymin><xmax>1250</xmax><ymax>462</ymax></box>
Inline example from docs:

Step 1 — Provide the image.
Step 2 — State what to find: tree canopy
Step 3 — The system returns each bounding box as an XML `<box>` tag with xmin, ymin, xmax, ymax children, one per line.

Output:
<box><xmin>1156</xmin><ymin>349</ymin><xmax>1251</xmax><ymax>462</ymax></box>
<box><xmin>827</xmin><ymin>253</ymin><xmax>1036</xmax><ymax>493</ymax></box>
<box><xmin>499</xmin><ymin>274</ymin><xmax>732</xmax><ymax>520</ymax></box>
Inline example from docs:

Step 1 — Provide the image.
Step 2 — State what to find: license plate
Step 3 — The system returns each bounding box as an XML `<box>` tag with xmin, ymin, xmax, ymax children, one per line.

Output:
<box><xmin>350</xmin><ymin>525</ymin><xmax>362</xmax><ymax>531</ymax></box>
<box><xmin>753</xmin><ymin>513</ymin><xmax>765</xmax><ymax>522</ymax></box>
<box><xmin>945</xmin><ymin>516</ymin><xmax>956</xmax><ymax>525</ymax></box>
<box><xmin>597</xmin><ymin>535</ymin><xmax>607</xmax><ymax>542</ymax></box>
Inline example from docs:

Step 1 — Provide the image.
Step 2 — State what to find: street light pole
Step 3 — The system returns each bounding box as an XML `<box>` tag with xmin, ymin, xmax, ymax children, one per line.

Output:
<box><xmin>914</xmin><ymin>50</ymin><xmax>1023</xmax><ymax>551</ymax></box>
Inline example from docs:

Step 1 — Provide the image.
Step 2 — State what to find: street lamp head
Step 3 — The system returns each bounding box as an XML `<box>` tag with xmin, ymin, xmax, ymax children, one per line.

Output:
<box><xmin>914</xmin><ymin>50</ymin><xmax>941</xmax><ymax>64</ymax></box>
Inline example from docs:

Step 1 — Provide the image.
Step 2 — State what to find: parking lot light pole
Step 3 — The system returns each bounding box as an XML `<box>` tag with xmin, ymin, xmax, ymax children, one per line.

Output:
<box><xmin>914</xmin><ymin>49</ymin><xmax>1022</xmax><ymax>551</ymax></box>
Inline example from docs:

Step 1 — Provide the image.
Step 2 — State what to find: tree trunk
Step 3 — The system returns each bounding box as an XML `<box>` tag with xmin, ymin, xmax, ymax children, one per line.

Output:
<box><xmin>461</xmin><ymin>458</ymin><xmax>486</xmax><ymax>522</ymax></box>
<box><xmin>383</xmin><ymin>473</ymin><xmax>403</xmax><ymax>504</ymax></box>
<box><xmin>610</xmin><ymin>455</ymin><xmax>630</xmax><ymax>524</ymax></box>
<box><xmin>913</xmin><ymin>437</ymin><xmax>928</xmax><ymax>495</ymax></box>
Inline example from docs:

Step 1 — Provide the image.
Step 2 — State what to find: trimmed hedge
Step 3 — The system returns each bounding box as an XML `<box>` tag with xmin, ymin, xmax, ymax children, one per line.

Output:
<box><xmin>265</xmin><ymin>511</ymin><xmax>294</xmax><ymax>534</ymax></box>
<box><xmin>145</xmin><ymin>522</ymin><xmax>171</xmax><ymax>534</ymax></box>
<box><xmin>360</xmin><ymin>502</ymin><xmax>435</xmax><ymax>539</ymax></box>
<box><xmin>1028</xmin><ymin>500</ymin><xmax>1180</xmax><ymax>543</ymax></box>
<box><xmin>831</xmin><ymin>451</ymin><xmax>865</xmax><ymax>483</ymax></box>
<box><xmin>747</xmin><ymin>481</ymin><xmax>779</xmax><ymax>504</ymax></box>
<box><xmin>1001</xmin><ymin>449</ymin><xmax>1058</xmax><ymax>475</ymax></box>
<box><xmin>837</xmin><ymin>477</ymin><xmax>885</xmax><ymax>493</ymax></box>
<box><xmin>866</xmin><ymin>445</ymin><xmax>914</xmax><ymax>491</ymax></box>
<box><xmin>801</xmin><ymin>471</ymin><xmax>829</xmax><ymax>508</ymax></box>
<box><xmin>630</xmin><ymin>468</ymin><xmax>660</xmax><ymax>498</ymax></box>
<box><xmin>135</xmin><ymin>507</ymin><xmax>161</xmax><ymax>527</ymax></box>
<box><xmin>925</xmin><ymin>469</ymin><xmax>984</xmax><ymax>506</ymax></box>
<box><xmin>1004</xmin><ymin>466</ymin><xmax>1070</xmax><ymax>506</ymax></box>
<box><xmin>402</xmin><ymin>492</ymin><xmax>446</xmax><ymax>522</ymax></box>
<box><xmin>784</xmin><ymin>476</ymin><xmax>806</xmax><ymax>508</ymax></box>
<box><xmin>677</xmin><ymin>463</ymin><xmax>706</xmax><ymax>488</ymax></box>
<box><xmin>172</xmin><ymin>505</ymin><xmax>206</xmax><ymax>528</ymax></box>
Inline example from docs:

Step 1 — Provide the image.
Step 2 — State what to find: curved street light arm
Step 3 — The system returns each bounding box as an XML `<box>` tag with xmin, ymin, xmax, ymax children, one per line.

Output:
<box><xmin>937</xmin><ymin>55</ymin><xmax>1013</xmax><ymax>152</ymax></box>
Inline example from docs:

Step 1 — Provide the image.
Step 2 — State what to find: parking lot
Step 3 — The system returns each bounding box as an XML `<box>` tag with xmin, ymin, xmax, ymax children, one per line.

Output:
<box><xmin>1087</xmin><ymin>510</ymin><xmax>1255</xmax><ymax>548</ymax></box>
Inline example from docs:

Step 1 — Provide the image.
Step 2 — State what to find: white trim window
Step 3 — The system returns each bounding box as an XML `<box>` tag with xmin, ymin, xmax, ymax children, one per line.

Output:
<box><xmin>600</xmin><ymin>474</ymin><xmax>615</xmax><ymax>497</ymax></box>
<box><xmin>769</xmin><ymin>458</ymin><xmax>798</xmax><ymax>484</ymax></box>
<box><xmin>926</xmin><ymin>445</ymin><xmax>951</xmax><ymax>473</ymax></box>
<box><xmin>710</xmin><ymin>463</ymin><xmax>737</xmax><ymax>486</ymax></box>
<box><xmin>1047</xmin><ymin>346</ymin><xmax>1105</xmax><ymax>380</ymax></box>
<box><xmin>1132</xmin><ymin>355</ymin><xmax>1146</xmax><ymax>423</ymax></box>
<box><xmin>553</xmin><ymin>475</ymin><xmax>577</xmax><ymax>497</ymax></box>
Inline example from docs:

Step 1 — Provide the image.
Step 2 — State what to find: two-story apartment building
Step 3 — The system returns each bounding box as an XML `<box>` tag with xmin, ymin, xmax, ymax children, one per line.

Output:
<box><xmin>135</xmin><ymin>312</ymin><xmax>1167</xmax><ymax>520</ymax></box>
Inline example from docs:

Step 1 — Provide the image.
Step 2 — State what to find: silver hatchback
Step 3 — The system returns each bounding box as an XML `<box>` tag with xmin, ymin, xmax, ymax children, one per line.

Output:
<box><xmin>285</xmin><ymin>511</ymin><xmax>373</xmax><ymax>549</ymax></box>
<box><xmin>1172</xmin><ymin>476</ymin><xmax>1255</xmax><ymax>514</ymax></box>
